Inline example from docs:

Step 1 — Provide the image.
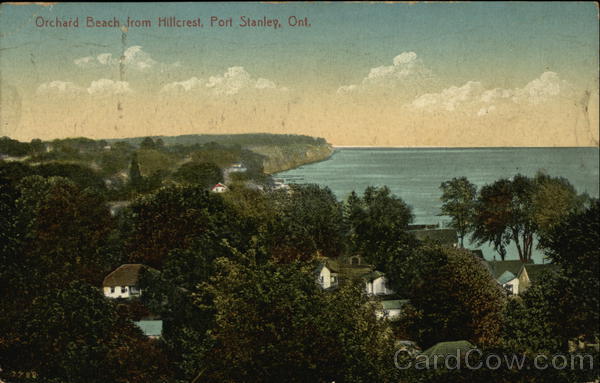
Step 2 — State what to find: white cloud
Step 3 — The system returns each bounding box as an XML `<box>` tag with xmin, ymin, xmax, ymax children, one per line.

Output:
<box><xmin>74</xmin><ymin>46</ymin><xmax>159</xmax><ymax>71</ymax></box>
<box><xmin>161</xmin><ymin>77</ymin><xmax>204</xmax><ymax>93</ymax></box>
<box><xmin>512</xmin><ymin>71</ymin><xmax>561</xmax><ymax>105</ymax></box>
<box><xmin>337</xmin><ymin>51</ymin><xmax>431</xmax><ymax>94</ymax></box>
<box><xmin>87</xmin><ymin>79</ymin><xmax>132</xmax><ymax>95</ymax></box>
<box><xmin>411</xmin><ymin>72</ymin><xmax>565</xmax><ymax>116</ymax></box>
<box><xmin>205</xmin><ymin>66</ymin><xmax>284</xmax><ymax>95</ymax></box>
<box><xmin>73</xmin><ymin>56</ymin><xmax>95</xmax><ymax>68</ymax></box>
<box><xmin>122</xmin><ymin>45</ymin><xmax>156</xmax><ymax>71</ymax></box>
<box><xmin>412</xmin><ymin>81</ymin><xmax>484</xmax><ymax>111</ymax></box>
<box><xmin>36</xmin><ymin>81</ymin><xmax>84</xmax><ymax>95</ymax></box>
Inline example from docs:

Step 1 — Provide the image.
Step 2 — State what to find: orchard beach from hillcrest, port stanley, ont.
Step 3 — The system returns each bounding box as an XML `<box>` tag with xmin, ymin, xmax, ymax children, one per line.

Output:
<box><xmin>1</xmin><ymin>2</ymin><xmax>599</xmax><ymax>383</ymax></box>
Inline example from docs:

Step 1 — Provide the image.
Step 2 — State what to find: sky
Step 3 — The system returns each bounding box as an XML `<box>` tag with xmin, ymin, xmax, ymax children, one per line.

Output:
<box><xmin>0</xmin><ymin>2</ymin><xmax>598</xmax><ymax>146</ymax></box>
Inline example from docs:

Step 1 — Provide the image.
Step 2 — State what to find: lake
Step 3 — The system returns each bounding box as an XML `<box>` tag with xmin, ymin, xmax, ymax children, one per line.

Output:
<box><xmin>276</xmin><ymin>147</ymin><xmax>600</xmax><ymax>262</ymax></box>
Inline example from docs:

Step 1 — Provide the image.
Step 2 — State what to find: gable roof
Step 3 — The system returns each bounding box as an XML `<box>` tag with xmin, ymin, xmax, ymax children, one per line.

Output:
<box><xmin>497</xmin><ymin>270</ymin><xmax>517</xmax><ymax>285</ymax></box>
<box><xmin>381</xmin><ymin>299</ymin><xmax>409</xmax><ymax>310</ymax></box>
<box><xmin>134</xmin><ymin>320</ymin><xmax>163</xmax><ymax>337</ymax></box>
<box><xmin>484</xmin><ymin>260</ymin><xmax>525</xmax><ymax>280</ymax></box>
<box><xmin>410</xmin><ymin>229</ymin><xmax>458</xmax><ymax>246</ymax></box>
<box><xmin>422</xmin><ymin>340</ymin><xmax>475</xmax><ymax>357</ymax></box>
<box><xmin>520</xmin><ymin>263</ymin><xmax>560</xmax><ymax>283</ymax></box>
<box><xmin>103</xmin><ymin>264</ymin><xmax>145</xmax><ymax>287</ymax></box>
<box><xmin>361</xmin><ymin>270</ymin><xmax>385</xmax><ymax>282</ymax></box>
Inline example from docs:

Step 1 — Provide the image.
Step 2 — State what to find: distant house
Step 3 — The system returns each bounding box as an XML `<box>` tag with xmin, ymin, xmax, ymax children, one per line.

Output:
<box><xmin>377</xmin><ymin>299</ymin><xmax>409</xmax><ymax>320</ymax></box>
<box><xmin>483</xmin><ymin>260</ymin><xmax>524</xmax><ymax>295</ymax></box>
<box><xmin>410</xmin><ymin>228</ymin><xmax>458</xmax><ymax>248</ymax></box>
<box><xmin>103</xmin><ymin>264</ymin><xmax>147</xmax><ymax>299</ymax></box>
<box><xmin>421</xmin><ymin>340</ymin><xmax>476</xmax><ymax>366</ymax></box>
<box><xmin>211</xmin><ymin>183</ymin><xmax>228</xmax><ymax>193</ymax></box>
<box><xmin>134</xmin><ymin>320</ymin><xmax>163</xmax><ymax>339</ymax></box>
<box><xmin>316</xmin><ymin>263</ymin><xmax>339</xmax><ymax>290</ymax></box>
<box><xmin>228</xmin><ymin>162</ymin><xmax>247</xmax><ymax>173</ymax></box>
<box><xmin>107</xmin><ymin>200</ymin><xmax>131</xmax><ymax>216</ymax></box>
<box><xmin>517</xmin><ymin>263</ymin><xmax>559</xmax><ymax>294</ymax></box>
<box><xmin>363</xmin><ymin>271</ymin><xmax>394</xmax><ymax>296</ymax></box>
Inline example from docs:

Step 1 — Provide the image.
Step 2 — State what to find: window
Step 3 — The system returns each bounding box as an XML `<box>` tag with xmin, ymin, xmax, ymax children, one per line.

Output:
<box><xmin>110</xmin><ymin>287</ymin><xmax>115</xmax><ymax>293</ymax></box>
<box><xmin>121</xmin><ymin>286</ymin><xmax>127</xmax><ymax>293</ymax></box>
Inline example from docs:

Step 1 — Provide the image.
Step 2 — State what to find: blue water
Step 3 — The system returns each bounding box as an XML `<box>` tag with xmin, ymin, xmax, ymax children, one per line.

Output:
<box><xmin>277</xmin><ymin>147</ymin><xmax>600</xmax><ymax>262</ymax></box>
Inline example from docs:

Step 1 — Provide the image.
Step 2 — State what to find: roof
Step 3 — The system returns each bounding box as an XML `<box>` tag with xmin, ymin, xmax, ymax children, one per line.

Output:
<box><xmin>521</xmin><ymin>263</ymin><xmax>560</xmax><ymax>282</ymax></box>
<box><xmin>421</xmin><ymin>340</ymin><xmax>475</xmax><ymax>357</ymax></box>
<box><xmin>134</xmin><ymin>320</ymin><xmax>163</xmax><ymax>337</ymax></box>
<box><xmin>381</xmin><ymin>299</ymin><xmax>409</xmax><ymax>310</ymax></box>
<box><xmin>212</xmin><ymin>183</ymin><xmax>227</xmax><ymax>189</ymax></box>
<box><xmin>497</xmin><ymin>270</ymin><xmax>517</xmax><ymax>285</ymax></box>
<box><xmin>484</xmin><ymin>260</ymin><xmax>525</xmax><ymax>280</ymax></box>
<box><xmin>103</xmin><ymin>264</ymin><xmax>145</xmax><ymax>287</ymax></box>
<box><xmin>361</xmin><ymin>270</ymin><xmax>385</xmax><ymax>282</ymax></box>
<box><xmin>410</xmin><ymin>229</ymin><xmax>458</xmax><ymax>246</ymax></box>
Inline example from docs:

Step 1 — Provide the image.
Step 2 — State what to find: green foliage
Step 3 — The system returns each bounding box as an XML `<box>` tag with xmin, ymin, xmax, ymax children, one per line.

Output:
<box><xmin>472</xmin><ymin>173</ymin><xmax>585</xmax><ymax>262</ymax></box>
<box><xmin>539</xmin><ymin>200</ymin><xmax>600</xmax><ymax>340</ymax></box>
<box><xmin>6</xmin><ymin>280</ymin><xmax>169</xmax><ymax>383</ymax></box>
<box><xmin>172</xmin><ymin>161</ymin><xmax>222</xmax><ymax>188</ymax></box>
<box><xmin>0</xmin><ymin>136</ymin><xmax>32</xmax><ymax>156</ymax></box>
<box><xmin>123</xmin><ymin>184</ymin><xmax>255</xmax><ymax>268</ymax></box>
<box><xmin>439</xmin><ymin>177</ymin><xmax>477</xmax><ymax>247</ymax></box>
<box><xmin>397</xmin><ymin>245</ymin><xmax>506</xmax><ymax>349</ymax></box>
<box><xmin>345</xmin><ymin>186</ymin><xmax>414</xmax><ymax>268</ymax></box>
<box><xmin>194</xmin><ymin>256</ymin><xmax>399</xmax><ymax>383</ymax></box>
<box><xmin>266</xmin><ymin>184</ymin><xmax>346</xmax><ymax>261</ymax></box>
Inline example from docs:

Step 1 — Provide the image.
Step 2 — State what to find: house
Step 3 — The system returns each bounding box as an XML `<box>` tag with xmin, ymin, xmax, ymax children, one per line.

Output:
<box><xmin>134</xmin><ymin>320</ymin><xmax>163</xmax><ymax>339</ymax></box>
<box><xmin>421</xmin><ymin>340</ymin><xmax>476</xmax><ymax>366</ymax></box>
<box><xmin>228</xmin><ymin>162</ymin><xmax>247</xmax><ymax>172</ymax></box>
<box><xmin>377</xmin><ymin>299</ymin><xmax>409</xmax><ymax>320</ymax></box>
<box><xmin>316</xmin><ymin>263</ymin><xmax>339</xmax><ymax>290</ymax></box>
<box><xmin>363</xmin><ymin>271</ymin><xmax>394</xmax><ymax>296</ymax></box>
<box><xmin>409</xmin><ymin>228</ymin><xmax>458</xmax><ymax>248</ymax></box>
<box><xmin>483</xmin><ymin>259</ymin><xmax>524</xmax><ymax>295</ymax></box>
<box><xmin>103</xmin><ymin>264</ymin><xmax>146</xmax><ymax>299</ymax></box>
<box><xmin>211</xmin><ymin>183</ymin><xmax>228</xmax><ymax>193</ymax></box>
<box><xmin>516</xmin><ymin>263</ymin><xmax>559</xmax><ymax>294</ymax></box>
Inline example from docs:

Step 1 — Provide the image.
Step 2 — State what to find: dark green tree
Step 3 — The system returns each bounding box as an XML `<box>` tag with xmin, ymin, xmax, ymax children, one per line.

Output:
<box><xmin>397</xmin><ymin>245</ymin><xmax>506</xmax><ymax>349</ymax></box>
<box><xmin>344</xmin><ymin>186</ymin><xmax>414</xmax><ymax>267</ymax></box>
<box><xmin>439</xmin><ymin>177</ymin><xmax>477</xmax><ymax>247</ymax></box>
<box><xmin>173</xmin><ymin>161</ymin><xmax>222</xmax><ymax>188</ymax></box>
<box><xmin>194</xmin><ymin>256</ymin><xmax>399</xmax><ymax>383</ymax></box>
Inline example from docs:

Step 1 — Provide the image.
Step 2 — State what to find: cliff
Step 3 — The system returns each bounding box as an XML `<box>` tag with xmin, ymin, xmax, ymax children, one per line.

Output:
<box><xmin>249</xmin><ymin>143</ymin><xmax>334</xmax><ymax>174</ymax></box>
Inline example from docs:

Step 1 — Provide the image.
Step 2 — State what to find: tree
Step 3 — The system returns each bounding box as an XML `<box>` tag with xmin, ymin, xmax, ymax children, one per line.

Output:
<box><xmin>439</xmin><ymin>177</ymin><xmax>477</xmax><ymax>247</ymax></box>
<box><xmin>472</xmin><ymin>174</ymin><xmax>586</xmax><ymax>262</ymax></box>
<box><xmin>539</xmin><ymin>199</ymin><xmax>599</xmax><ymax>340</ymax></box>
<box><xmin>344</xmin><ymin>186</ymin><xmax>414</xmax><ymax>267</ymax></box>
<box><xmin>140</xmin><ymin>136</ymin><xmax>157</xmax><ymax>150</ymax></box>
<box><xmin>397</xmin><ymin>245</ymin><xmax>506</xmax><ymax>349</ymax></box>
<box><xmin>266</xmin><ymin>184</ymin><xmax>347</xmax><ymax>262</ymax></box>
<box><xmin>129</xmin><ymin>152</ymin><xmax>143</xmax><ymax>190</ymax></box>
<box><xmin>13</xmin><ymin>176</ymin><xmax>115</xmax><ymax>289</ymax></box>
<box><xmin>194</xmin><ymin>256</ymin><xmax>400</xmax><ymax>383</ymax></box>
<box><xmin>173</xmin><ymin>161</ymin><xmax>222</xmax><ymax>188</ymax></box>
<box><xmin>2</xmin><ymin>280</ymin><xmax>168</xmax><ymax>383</ymax></box>
<box><xmin>122</xmin><ymin>184</ymin><xmax>254</xmax><ymax>268</ymax></box>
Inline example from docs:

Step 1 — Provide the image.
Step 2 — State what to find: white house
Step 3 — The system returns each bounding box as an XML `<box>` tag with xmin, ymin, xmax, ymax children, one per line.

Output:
<box><xmin>376</xmin><ymin>299</ymin><xmax>409</xmax><ymax>320</ymax></box>
<box><xmin>363</xmin><ymin>271</ymin><xmax>394</xmax><ymax>296</ymax></box>
<box><xmin>228</xmin><ymin>162</ymin><xmax>247</xmax><ymax>173</ymax></box>
<box><xmin>103</xmin><ymin>264</ymin><xmax>145</xmax><ymax>299</ymax></box>
<box><xmin>211</xmin><ymin>183</ymin><xmax>228</xmax><ymax>193</ymax></box>
<box><xmin>316</xmin><ymin>263</ymin><xmax>339</xmax><ymax>290</ymax></box>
